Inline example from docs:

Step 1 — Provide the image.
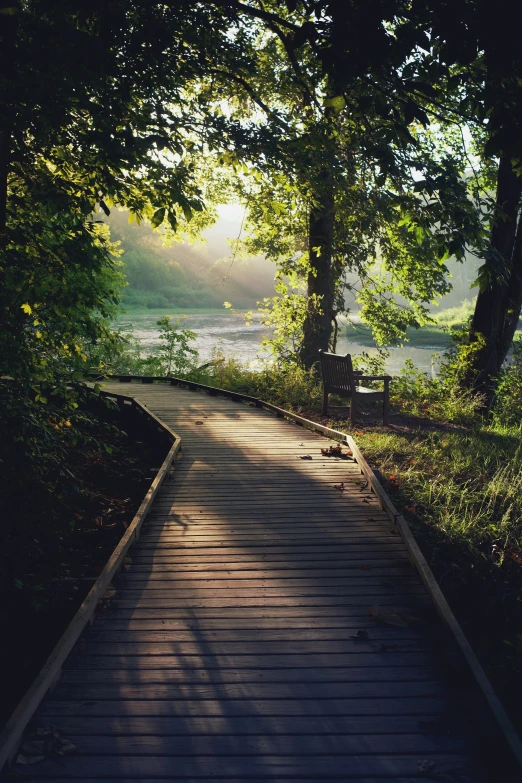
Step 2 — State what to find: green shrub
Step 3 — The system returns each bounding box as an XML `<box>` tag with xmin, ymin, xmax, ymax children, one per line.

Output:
<box><xmin>492</xmin><ymin>338</ymin><xmax>522</xmax><ymax>429</ymax></box>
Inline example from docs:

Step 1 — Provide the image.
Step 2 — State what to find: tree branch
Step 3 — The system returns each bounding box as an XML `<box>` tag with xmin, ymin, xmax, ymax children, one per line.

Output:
<box><xmin>215</xmin><ymin>0</ymin><xmax>299</xmax><ymax>31</ymax></box>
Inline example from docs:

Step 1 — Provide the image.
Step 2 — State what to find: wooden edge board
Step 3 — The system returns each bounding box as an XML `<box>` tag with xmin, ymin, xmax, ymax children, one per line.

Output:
<box><xmin>87</xmin><ymin>372</ymin><xmax>522</xmax><ymax>772</ymax></box>
<box><xmin>0</xmin><ymin>391</ymin><xmax>181</xmax><ymax>772</ymax></box>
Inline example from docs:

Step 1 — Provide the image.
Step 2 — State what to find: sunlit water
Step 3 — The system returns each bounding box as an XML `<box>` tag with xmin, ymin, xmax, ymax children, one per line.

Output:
<box><xmin>115</xmin><ymin>310</ymin><xmax>444</xmax><ymax>376</ymax></box>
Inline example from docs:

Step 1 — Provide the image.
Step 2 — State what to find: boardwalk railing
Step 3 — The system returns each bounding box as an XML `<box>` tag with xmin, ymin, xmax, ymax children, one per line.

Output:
<box><xmin>0</xmin><ymin>391</ymin><xmax>181</xmax><ymax>771</ymax></box>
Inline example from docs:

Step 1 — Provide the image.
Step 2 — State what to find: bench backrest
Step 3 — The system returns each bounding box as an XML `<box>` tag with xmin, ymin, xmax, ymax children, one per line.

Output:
<box><xmin>319</xmin><ymin>350</ymin><xmax>357</xmax><ymax>394</ymax></box>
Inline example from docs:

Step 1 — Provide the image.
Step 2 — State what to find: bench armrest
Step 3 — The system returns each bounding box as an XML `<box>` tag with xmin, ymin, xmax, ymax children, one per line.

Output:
<box><xmin>356</xmin><ymin>375</ymin><xmax>392</xmax><ymax>382</ymax></box>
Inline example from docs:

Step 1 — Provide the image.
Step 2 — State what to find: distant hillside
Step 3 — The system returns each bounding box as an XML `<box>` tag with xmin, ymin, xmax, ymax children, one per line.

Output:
<box><xmin>105</xmin><ymin>209</ymin><xmax>277</xmax><ymax>310</ymax></box>
<box><xmin>105</xmin><ymin>208</ymin><xmax>482</xmax><ymax>314</ymax></box>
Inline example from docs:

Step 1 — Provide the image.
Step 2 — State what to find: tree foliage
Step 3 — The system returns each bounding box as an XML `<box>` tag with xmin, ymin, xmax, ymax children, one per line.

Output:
<box><xmin>198</xmin><ymin>0</ymin><xmax>485</xmax><ymax>366</ymax></box>
<box><xmin>2</xmin><ymin>0</ymin><xmax>522</xmax><ymax>395</ymax></box>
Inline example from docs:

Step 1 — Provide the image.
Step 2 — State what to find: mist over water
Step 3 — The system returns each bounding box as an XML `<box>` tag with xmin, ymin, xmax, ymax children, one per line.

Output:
<box><xmin>115</xmin><ymin>310</ymin><xmax>442</xmax><ymax>376</ymax></box>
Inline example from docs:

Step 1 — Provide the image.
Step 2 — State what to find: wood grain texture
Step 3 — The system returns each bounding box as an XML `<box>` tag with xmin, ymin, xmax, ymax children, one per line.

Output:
<box><xmin>7</xmin><ymin>381</ymin><xmax>488</xmax><ymax>781</ymax></box>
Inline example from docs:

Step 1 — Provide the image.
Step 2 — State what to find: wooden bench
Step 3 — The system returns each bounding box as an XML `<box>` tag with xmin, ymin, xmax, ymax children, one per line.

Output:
<box><xmin>319</xmin><ymin>350</ymin><xmax>391</xmax><ymax>424</ymax></box>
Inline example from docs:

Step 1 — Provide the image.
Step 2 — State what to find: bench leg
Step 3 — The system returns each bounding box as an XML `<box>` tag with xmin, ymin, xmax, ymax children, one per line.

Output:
<box><xmin>322</xmin><ymin>388</ymin><xmax>328</xmax><ymax>416</ymax></box>
<box><xmin>383</xmin><ymin>382</ymin><xmax>390</xmax><ymax>425</ymax></box>
<box><xmin>350</xmin><ymin>394</ymin><xmax>357</xmax><ymax>425</ymax></box>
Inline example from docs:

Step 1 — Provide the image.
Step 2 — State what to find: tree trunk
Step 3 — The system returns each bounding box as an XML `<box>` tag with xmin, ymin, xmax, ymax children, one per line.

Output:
<box><xmin>299</xmin><ymin>175</ymin><xmax>336</xmax><ymax>368</ymax></box>
<box><xmin>467</xmin><ymin>156</ymin><xmax>522</xmax><ymax>404</ymax></box>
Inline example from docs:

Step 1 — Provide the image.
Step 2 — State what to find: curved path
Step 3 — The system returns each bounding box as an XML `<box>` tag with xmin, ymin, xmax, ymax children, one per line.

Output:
<box><xmin>20</xmin><ymin>382</ymin><xmax>485</xmax><ymax>781</ymax></box>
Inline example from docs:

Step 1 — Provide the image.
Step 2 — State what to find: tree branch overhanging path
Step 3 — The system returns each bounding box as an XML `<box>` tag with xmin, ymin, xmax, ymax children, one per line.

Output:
<box><xmin>2</xmin><ymin>0</ymin><xmax>522</xmax><ymax>418</ymax></box>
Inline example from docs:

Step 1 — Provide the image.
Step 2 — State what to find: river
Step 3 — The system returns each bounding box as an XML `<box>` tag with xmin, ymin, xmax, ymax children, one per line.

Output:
<box><xmin>115</xmin><ymin>310</ymin><xmax>444</xmax><ymax>376</ymax></box>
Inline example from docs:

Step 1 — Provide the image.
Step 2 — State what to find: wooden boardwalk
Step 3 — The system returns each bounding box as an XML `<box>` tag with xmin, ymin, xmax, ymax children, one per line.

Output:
<box><xmin>19</xmin><ymin>382</ymin><xmax>486</xmax><ymax>781</ymax></box>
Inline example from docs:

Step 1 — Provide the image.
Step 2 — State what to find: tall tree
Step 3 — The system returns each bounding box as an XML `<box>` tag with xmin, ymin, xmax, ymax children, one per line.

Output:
<box><xmin>210</xmin><ymin>0</ymin><xmax>480</xmax><ymax>366</ymax></box>
<box><xmin>464</xmin><ymin>3</ymin><xmax>522</xmax><ymax>402</ymax></box>
<box><xmin>410</xmin><ymin>0</ymin><xmax>522</xmax><ymax>402</ymax></box>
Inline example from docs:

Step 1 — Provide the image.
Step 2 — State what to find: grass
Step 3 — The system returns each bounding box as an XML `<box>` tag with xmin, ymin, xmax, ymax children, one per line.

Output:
<box><xmin>350</xmin><ymin>423</ymin><xmax>522</xmax><ymax>733</ymax></box>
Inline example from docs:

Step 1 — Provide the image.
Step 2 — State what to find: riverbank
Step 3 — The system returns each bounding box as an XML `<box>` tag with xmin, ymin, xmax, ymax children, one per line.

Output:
<box><xmin>113</xmin><ymin>305</ymin><xmax>470</xmax><ymax>375</ymax></box>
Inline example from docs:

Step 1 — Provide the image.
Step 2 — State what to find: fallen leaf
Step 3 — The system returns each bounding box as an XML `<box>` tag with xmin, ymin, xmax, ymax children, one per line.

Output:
<box><xmin>320</xmin><ymin>444</ymin><xmax>353</xmax><ymax>460</ymax></box>
<box><xmin>16</xmin><ymin>728</ymin><xmax>76</xmax><ymax>765</ymax></box>
<box><xmin>350</xmin><ymin>629</ymin><xmax>369</xmax><ymax>640</ymax></box>
<box><xmin>16</xmin><ymin>753</ymin><xmax>45</xmax><ymax>765</ymax></box>
<box><xmin>298</xmin><ymin>455</ymin><xmax>312</xmax><ymax>460</ymax></box>
<box><xmin>367</xmin><ymin>604</ymin><xmax>419</xmax><ymax>627</ymax></box>
<box><xmin>195</xmin><ymin>421</ymin><xmax>204</xmax><ymax>425</ymax></box>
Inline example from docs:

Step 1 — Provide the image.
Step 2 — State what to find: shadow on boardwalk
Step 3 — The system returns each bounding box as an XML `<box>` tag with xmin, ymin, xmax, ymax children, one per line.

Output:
<box><xmin>18</xmin><ymin>383</ymin><xmax>490</xmax><ymax>781</ymax></box>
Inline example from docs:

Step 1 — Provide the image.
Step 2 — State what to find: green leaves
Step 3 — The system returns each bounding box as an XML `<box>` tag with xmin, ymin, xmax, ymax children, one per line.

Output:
<box><xmin>151</xmin><ymin>207</ymin><xmax>166</xmax><ymax>228</ymax></box>
<box><xmin>324</xmin><ymin>96</ymin><xmax>346</xmax><ymax>113</ymax></box>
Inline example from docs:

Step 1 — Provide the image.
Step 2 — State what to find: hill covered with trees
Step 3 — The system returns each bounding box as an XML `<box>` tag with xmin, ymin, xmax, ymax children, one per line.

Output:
<box><xmin>106</xmin><ymin>208</ymin><xmax>276</xmax><ymax>310</ymax></box>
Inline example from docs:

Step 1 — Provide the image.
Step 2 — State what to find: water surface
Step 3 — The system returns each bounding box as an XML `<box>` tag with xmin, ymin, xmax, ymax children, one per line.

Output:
<box><xmin>115</xmin><ymin>310</ymin><xmax>443</xmax><ymax>376</ymax></box>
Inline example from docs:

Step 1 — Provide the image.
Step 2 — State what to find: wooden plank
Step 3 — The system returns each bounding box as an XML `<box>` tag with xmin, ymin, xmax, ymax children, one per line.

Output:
<box><xmin>51</xmin><ymin>681</ymin><xmax>447</xmax><ymax>702</ymax></box>
<box><xmin>85</xmin><ymin>628</ymin><xmax>421</xmax><ymax>642</ymax></box>
<box><xmin>75</xmin><ymin>636</ymin><xmax>429</xmax><ymax>655</ymax></box>
<box><xmin>32</xmin><ymin>712</ymin><xmax>452</xmax><ymax>736</ymax></box>
<box><xmin>126</xmin><ymin>564</ymin><xmax>413</xmax><ymax>574</ymax></box>
<box><xmin>5</xmin><ymin>753</ymin><xmax>476</xmax><ymax>778</ymax></box>
<box><xmin>89</xmin><ymin>616</ymin><xmax>421</xmax><ymax>631</ymax></box>
<box><xmin>64</xmin><ymin>653</ymin><xmax>434</xmax><ymax>670</ymax></box>
<box><xmin>97</xmin><ymin>603</ymin><xmax>432</xmax><ymax>620</ymax></box>
<box><xmin>59</xmin><ymin>666</ymin><xmax>439</xmax><ymax>685</ymax></box>
<box><xmin>129</xmin><ymin>549</ymin><xmax>409</xmax><ymax>562</ymax></box>
<box><xmin>115</xmin><ymin>576</ymin><xmax>420</xmax><ymax>589</ymax></box>
<box><xmin>32</xmin><ymin>733</ymin><xmax>466</xmax><ymax>756</ymax></box>
<box><xmin>106</xmin><ymin>587</ymin><xmax>427</xmax><ymax>601</ymax></box>
<box><xmin>136</xmin><ymin>528</ymin><xmax>400</xmax><ymax>549</ymax></box>
<box><xmin>17</xmin><ymin>778</ymin><xmax>453</xmax><ymax>783</ymax></box>
<box><xmin>108</xmin><ymin>596</ymin><xmax>431</xmax><ymax>609</ymax></box>
<box><xmin>142</xmin><ymin>519</ymin><xmax>389</xmax><ymax>527</ymax></box>
<box><xmin>37</xmin><ymin>696</ymin><xmax>450</xmax><ymax>718</ymax></box>
<box><xmin>118</xmin><ymin>567</ymin><xmax>416</xmax><ymax>579</ymax></box>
